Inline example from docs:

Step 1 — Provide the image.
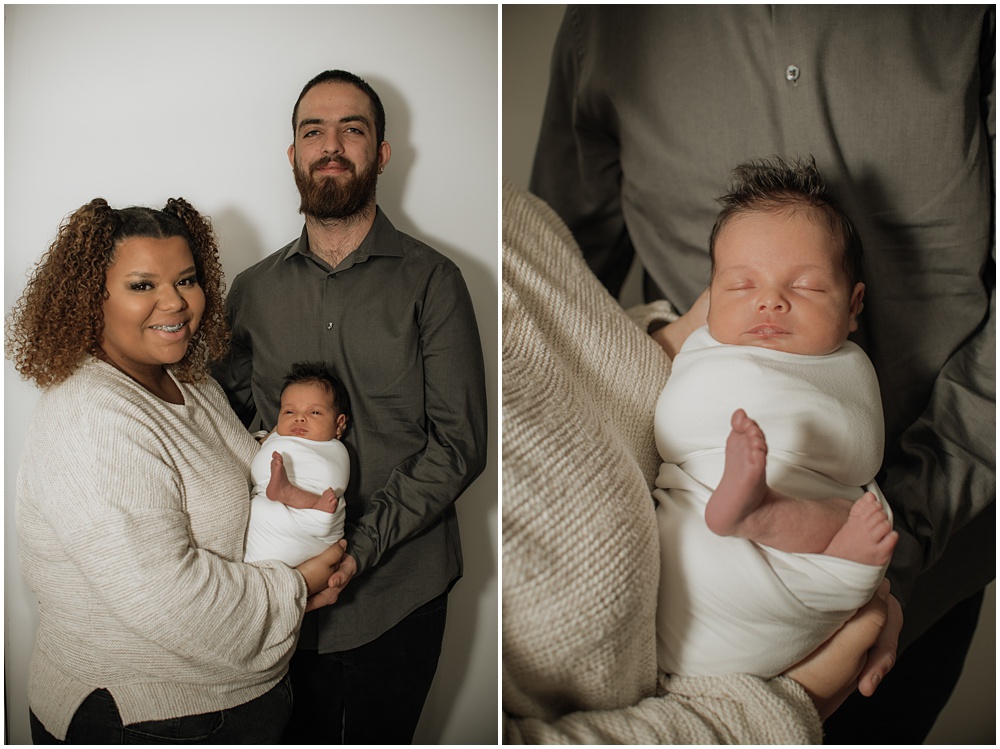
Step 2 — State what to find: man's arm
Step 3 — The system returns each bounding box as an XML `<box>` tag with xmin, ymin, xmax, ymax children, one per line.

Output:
<box><xmin>529</xmin><ymin>6</ymin><xmax>635</xmax><ymax>297</ymax></box>
<box><xmin>345</xmin><ymin>266</ymin><xmax>489</xmax><ymax>575</ymax></box>
<box><xmin>880</xmin><ymin>47</ymin><xmax>996</xmax><ymax>609</ymax></box>
<box><xmin>880</xmin><ymin>283</ymin><xmax>995</xmax><ymax>608</ymax></box>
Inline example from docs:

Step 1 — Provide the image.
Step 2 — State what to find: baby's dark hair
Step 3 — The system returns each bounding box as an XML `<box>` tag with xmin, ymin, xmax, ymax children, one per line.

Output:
<box><xmin>708</xmin><ymin>156</ymin><xmax>863</xmax><ymax>287</ymax></box>
<box><xmin>281</xmin><ymin>361</ymin><xmax>353</xmax><ymax>434</ymax></box>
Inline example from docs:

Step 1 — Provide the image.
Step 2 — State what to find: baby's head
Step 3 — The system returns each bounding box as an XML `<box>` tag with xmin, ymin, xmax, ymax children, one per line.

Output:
<box><xmin>706</xmin><ymin>157</ymin><xmax>865</xmax><ymax>356</ymax></box>
<box><xmin>276</xmin><ymin>361</ymin><xmax>352</xmax><ymax>441</ymax></box>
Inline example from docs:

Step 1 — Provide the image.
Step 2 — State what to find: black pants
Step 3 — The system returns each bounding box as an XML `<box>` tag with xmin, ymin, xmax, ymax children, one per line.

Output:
<box><xmin>29</xmin><ymin>675</ymin><xmax>291</xmax><ymax>744</ymax></box>
<box><xmin>281</xmin><ymin>592</ymin><xmax>448</xmax><ymax>745</ymax></box>
<box><xmin>822</xmin><ymin>589</ymin><xmax>985</xmax><ymax>744</ymax></box>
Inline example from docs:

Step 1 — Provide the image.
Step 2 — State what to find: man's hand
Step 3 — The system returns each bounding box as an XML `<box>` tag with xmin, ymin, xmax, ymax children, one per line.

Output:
<box><xmin>785</xmin><ymin>579</ymin><xmax>896</xmax><ymax>721</ymax></box>
<box><xmin>304</xmin><ymin>552</ymin><xmax>358</xmax><ymax>612</ymax></box>
<box><xmin>857</xmin><ymin>590</ymin><xmax>902</xmax><ymax>696</ymax></box>
<box><xmin>651</xmin><ymin>288</ymin><xmax>710</xmax><ymax>359</ymax></box>
<box><xmin>296</xmin><ymin>539</ymin><xmax>347</xmax><ymax>598</ymax></box>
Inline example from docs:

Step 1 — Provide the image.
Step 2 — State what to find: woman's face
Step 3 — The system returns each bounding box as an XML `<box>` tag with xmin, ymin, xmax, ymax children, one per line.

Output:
<box><xmin>99</xmin><ymin>236</ymin><xmax>205</xmax><ymax>379</ymax></box>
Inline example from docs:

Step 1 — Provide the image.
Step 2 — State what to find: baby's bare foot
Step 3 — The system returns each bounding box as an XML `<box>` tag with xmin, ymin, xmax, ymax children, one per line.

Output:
<box><xmin>266</xmin><ymin>452</ymin><xmax>323</xmax><ymax>510</ymax></box>
<box><xmin>314</xmin><ymin>488</ymin><xmax>339</xmax><ymax>514</ymax></box>
<box><xmin>824</xmin><ymin>492</ymin><xmax>898</xmax><ymax>565</ymax></box>
<box><xmin>266</xmin><ymin>451</ymin><xmax>293</xmax><ymax>502</ymax></box>
<box><xmin>705</xmin><ymin>409</ymin><xmax>769</xmax><ymax>536</ymax></box>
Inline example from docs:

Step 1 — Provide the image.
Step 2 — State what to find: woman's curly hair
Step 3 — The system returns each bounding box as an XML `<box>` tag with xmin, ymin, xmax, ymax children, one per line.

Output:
<box><xmin>5</xmin><ymin>197</ymin><xmax>229</xmax><ymax>388</ymax></box>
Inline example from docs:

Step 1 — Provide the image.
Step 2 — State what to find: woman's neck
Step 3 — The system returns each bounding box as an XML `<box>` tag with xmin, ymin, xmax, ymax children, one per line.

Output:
<box><xmin>96</xmin><ymin>353</ymin><xmax>184</xmax><ymax>405</ymax></box>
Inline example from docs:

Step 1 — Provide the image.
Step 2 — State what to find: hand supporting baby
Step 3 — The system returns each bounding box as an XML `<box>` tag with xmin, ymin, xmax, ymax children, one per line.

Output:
<box><xmin>785</xmin><ymin>579</ymin><xmax>900</xmax><ymax>720</ymax></box>
<box><xmin>651</xmin><ymin>288</ymin><xmax>710</xmax><ymax>359</ymax></box>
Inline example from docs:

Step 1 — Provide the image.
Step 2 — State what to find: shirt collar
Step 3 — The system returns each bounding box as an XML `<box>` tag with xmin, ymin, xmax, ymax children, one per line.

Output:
<box><xmin>283</xmin><ymin>206</ymin><xmax>402</xmax><ymax>272</ymax></box>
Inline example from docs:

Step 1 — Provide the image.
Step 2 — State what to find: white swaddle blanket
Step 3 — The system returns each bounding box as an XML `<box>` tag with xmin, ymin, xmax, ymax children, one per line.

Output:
<box><xmin>244</xmin><ymin>433</ymin><xmax>349</xmax><ymax>566</ymax></box>
<box><xmin>654</xmin><ymin>326</ymin><xmax>890</xmax><ymax>678</ymax></box>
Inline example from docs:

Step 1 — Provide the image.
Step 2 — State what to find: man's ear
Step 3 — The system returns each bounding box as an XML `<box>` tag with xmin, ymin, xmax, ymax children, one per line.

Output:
<box><xmin>377</xmin><ymin>140</ymin><xmax>391</xmax><ymax>172</ymax></box>
<box><xmin>287</xmin><ymin>143</ymin><xmax>296</xmax><ymax>168</ymax></box>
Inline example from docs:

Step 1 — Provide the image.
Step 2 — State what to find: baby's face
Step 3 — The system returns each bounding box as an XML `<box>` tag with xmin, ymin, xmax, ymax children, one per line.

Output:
<box><xmin>276</xmin><ymin>382</ymin><xmax>346</xmax><ymax>441</ymax></box>
<box><xmin>708</xmin><ymin>209</ymin><xmax>864</xmax><ymax>356</ymax></box>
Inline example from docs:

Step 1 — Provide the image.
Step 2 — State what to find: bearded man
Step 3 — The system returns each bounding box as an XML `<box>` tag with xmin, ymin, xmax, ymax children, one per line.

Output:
<box><xmin>214</xmin><ymin>70</ymin><xmax>488</xmax><ymax>745</ymax></box>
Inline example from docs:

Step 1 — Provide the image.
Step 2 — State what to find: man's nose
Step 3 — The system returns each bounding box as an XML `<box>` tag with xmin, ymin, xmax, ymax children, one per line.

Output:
<box><xmin>322</xmin><ymin>131</ymin><xmax>344</xmax><ymax>155</ymax></box>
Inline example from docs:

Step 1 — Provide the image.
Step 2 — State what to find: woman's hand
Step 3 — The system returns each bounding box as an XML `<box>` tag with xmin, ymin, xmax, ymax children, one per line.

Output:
<box><xmin>295</xmin><ymin>539</ymin><xmax>348</xmax><ymax>597</ymax></box>
<box><xmin>785</xmin><ymin>579</ymin><xmax>899</xmax><ymax>721</ymax></box>
<box><xmin>651</xmin><ymin>288</ymin><xmax>710</xmax><ymax>359</ymax></box>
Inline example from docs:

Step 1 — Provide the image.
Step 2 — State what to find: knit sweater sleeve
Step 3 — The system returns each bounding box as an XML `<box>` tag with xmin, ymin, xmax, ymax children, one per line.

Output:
<box><xmin>503</xmin><ymin>675</ymin><xmax>821</xmax><ymax>744</ymax></box>
<box><xmin>19</xmin><ymin>366</ymin><xmax>306</xmax><ymax>682</ymax></box>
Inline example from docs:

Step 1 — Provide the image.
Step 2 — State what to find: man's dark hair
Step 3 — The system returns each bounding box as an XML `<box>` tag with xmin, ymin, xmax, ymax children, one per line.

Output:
<box><xmin>291</xmin><ymin>70</ymin><xmax>386</xmax><ymax>145</ymax></box>
<box><xmin>281</xmin><ymin>361</ymin><xmax>353</xmax><ymax>434</ymax></box>
<box><xmin>709</xmin><ymin>156</ymin><xmax>864</xmax><ymax>287</ymax></box>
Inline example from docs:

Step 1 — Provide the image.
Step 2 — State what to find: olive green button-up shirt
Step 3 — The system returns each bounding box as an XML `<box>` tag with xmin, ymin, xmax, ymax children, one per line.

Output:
<box><xmin>215</xmin><ymin>207</ymin><xmax>488</xmax><ymax>651</ymax></box>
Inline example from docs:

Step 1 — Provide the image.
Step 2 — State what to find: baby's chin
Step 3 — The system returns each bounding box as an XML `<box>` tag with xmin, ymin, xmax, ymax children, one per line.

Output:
<box><xmin>277</xmin><ymin>428</ymin><xmax>334</xmax><ymax>441</ymax></box>
<box><xmin>708</xmin><ymin>330</ymin><xmax>834</xmax><ymax>356</ymax></box>
<box><xmin>740</xmin><ymin>336</ymin><xmax>842</xmax><ymax>356</ymax></box>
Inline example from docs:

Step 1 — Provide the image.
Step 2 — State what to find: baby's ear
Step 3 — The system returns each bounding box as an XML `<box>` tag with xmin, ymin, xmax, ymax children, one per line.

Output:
<box><xmin>848</xmin><ymin>282</ymin><xmax>865</xmax><ymax>331</ymax></box>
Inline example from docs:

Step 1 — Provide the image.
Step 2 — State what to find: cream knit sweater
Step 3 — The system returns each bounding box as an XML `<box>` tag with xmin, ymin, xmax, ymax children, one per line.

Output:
<box><xmin>501</xmin><ymin>179</ymin><xmax>823</xmax><ymax>743</ymax></box>
<box><xmin>16</xmin><ymin>359</ymin><xmax>307</xmax><ymax>740</ymax></box>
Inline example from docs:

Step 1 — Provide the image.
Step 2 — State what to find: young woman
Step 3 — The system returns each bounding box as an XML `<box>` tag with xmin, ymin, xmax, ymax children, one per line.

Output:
<box><xmin>7</xmin><ymin>198</ymin><xmax>345</xmax><ymax>744</ymax></box>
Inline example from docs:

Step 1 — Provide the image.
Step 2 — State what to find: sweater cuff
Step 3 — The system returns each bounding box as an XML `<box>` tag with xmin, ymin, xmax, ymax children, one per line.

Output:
<box><xmin>625</xmin><ymin>300</ymin><xmax>680</xmax><ymax>334</ymax></box>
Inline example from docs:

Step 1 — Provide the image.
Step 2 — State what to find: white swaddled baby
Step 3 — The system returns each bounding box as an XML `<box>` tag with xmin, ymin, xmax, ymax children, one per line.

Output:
<box><xmin>244</xmin><ymin>433</ymin><xmax>349</xmax><ymax>566</ymax></box>
<box><xmin>654</xmin><ymin>326</ymin><xmax>890</xmax><ymax>677</ymax></box>
<box><xmin>243</xmin><ymin>364</ymin><xmax>353</xmax><ymax>568</ymax></box>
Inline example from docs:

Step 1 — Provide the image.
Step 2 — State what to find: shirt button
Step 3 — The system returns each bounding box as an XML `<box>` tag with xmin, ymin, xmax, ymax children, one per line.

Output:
<box><xmin>326</xmin><ymin>322</ymin><xmax>334</xmax><ymax>330</ymax></box>
<box><xmin>785</xmin><ymin>64</ymin><xmax>800</xmax><ymax>82</ymax></box>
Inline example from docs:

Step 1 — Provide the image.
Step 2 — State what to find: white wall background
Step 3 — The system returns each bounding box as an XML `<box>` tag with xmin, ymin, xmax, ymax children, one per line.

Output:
<box><xmin>4</xmin><ymin>5</ymin><xmax>498</xmax><ymax>744</ymax></box>
<box><xmin>502</xmin><ymin>6</ymin><xmax>995</xmax><ymax>745</ymax></box>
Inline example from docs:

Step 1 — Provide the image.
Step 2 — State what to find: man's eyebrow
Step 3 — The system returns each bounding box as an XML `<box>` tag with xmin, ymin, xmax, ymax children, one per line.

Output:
<box><xmin>298</xmin><ymin>114</ymin><xmax>372</xmax><ymax>132</ymax></box>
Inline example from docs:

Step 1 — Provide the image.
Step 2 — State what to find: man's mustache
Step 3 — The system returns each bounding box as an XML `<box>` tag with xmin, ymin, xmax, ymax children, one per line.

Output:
<box><xmin>311</xmin><ymin>155</ymin><xmax>354</xmax><ymax>174</ymax></box>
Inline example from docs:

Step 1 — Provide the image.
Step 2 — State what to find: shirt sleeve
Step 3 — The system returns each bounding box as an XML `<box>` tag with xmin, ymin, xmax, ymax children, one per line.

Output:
<box><xmin>503</xmin><ymin>674</ymin><xmax>822</xmax><ymax>744</ymax></box>
<box><xmin>39</xmin><ymin>399</ymin><xmax>305</xmax><ymax>681</ymax></box>
<box><xmin>881</xmin><ymin>267</ymin><xmax>995</xmax><ymax>607</ymax></box>
<box><xmin>878</xmin><ymin>44</ymin><xmax>996</xmax><ymax>608</ymax></box>
<box><xmin>529</xmin><ymin>6</ymin><xmax>637</xmax><ymax>297</ymax></box>
<box><xmin>346</xmin><ymin>265</ymin><xmax>489</xmax><ymax>573</ymax></box>
<box><xmin>213</xmin><ymin>274</ymin><xmax>258</xmax><ymax>428</ymax></box>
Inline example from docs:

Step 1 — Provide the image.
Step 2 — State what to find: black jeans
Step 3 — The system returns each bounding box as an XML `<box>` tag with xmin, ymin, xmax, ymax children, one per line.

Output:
<box><xmin>281</xmin><ymin>592</ymin><xmax>448</xmax><ymax>745</ymax></box>
<box><xmin>29</xmin><ymin>675</ymin><xmax>291</xmax><ymax>744</ymax></box>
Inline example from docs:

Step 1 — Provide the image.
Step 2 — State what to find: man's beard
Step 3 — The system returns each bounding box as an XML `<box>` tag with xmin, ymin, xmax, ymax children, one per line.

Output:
<box><xmin>294</xmin><ymin>154</ymin><xmax>379</xmax><ymax>220</ymax></box>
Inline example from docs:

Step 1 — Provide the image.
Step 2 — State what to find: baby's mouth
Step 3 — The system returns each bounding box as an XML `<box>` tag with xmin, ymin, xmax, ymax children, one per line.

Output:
<box><xmin>749</xmin><ymin>325</ymin><xmax>788</xmax><ymax>336</ymax></box>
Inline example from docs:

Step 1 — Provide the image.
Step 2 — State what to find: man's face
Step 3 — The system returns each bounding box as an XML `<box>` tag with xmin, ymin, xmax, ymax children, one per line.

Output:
<box><xmin>288</xmin><ymin>81</ymin><xmax>390</xmax><ymax>220</ymax></box>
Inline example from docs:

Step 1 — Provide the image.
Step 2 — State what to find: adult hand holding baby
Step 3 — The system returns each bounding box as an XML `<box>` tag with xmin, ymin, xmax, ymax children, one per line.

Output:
<box><xmin>304</xmin><ymin>548</ymin><xmax>358</xmax><ymax>612</ymax></box>
<box><xmin>651</xmin><ymin>288</ymin><xmax>710</xmax><ymax>360</ymax></box>
<box><xmin>298</xmin><ymin>539</ymin><xmax>349</xmax><ymax>609</ymax></box>
<box><xmin>786</xmin><ymin>579</ymin><xmax>899</xmax><ymax>720</ymax></box>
